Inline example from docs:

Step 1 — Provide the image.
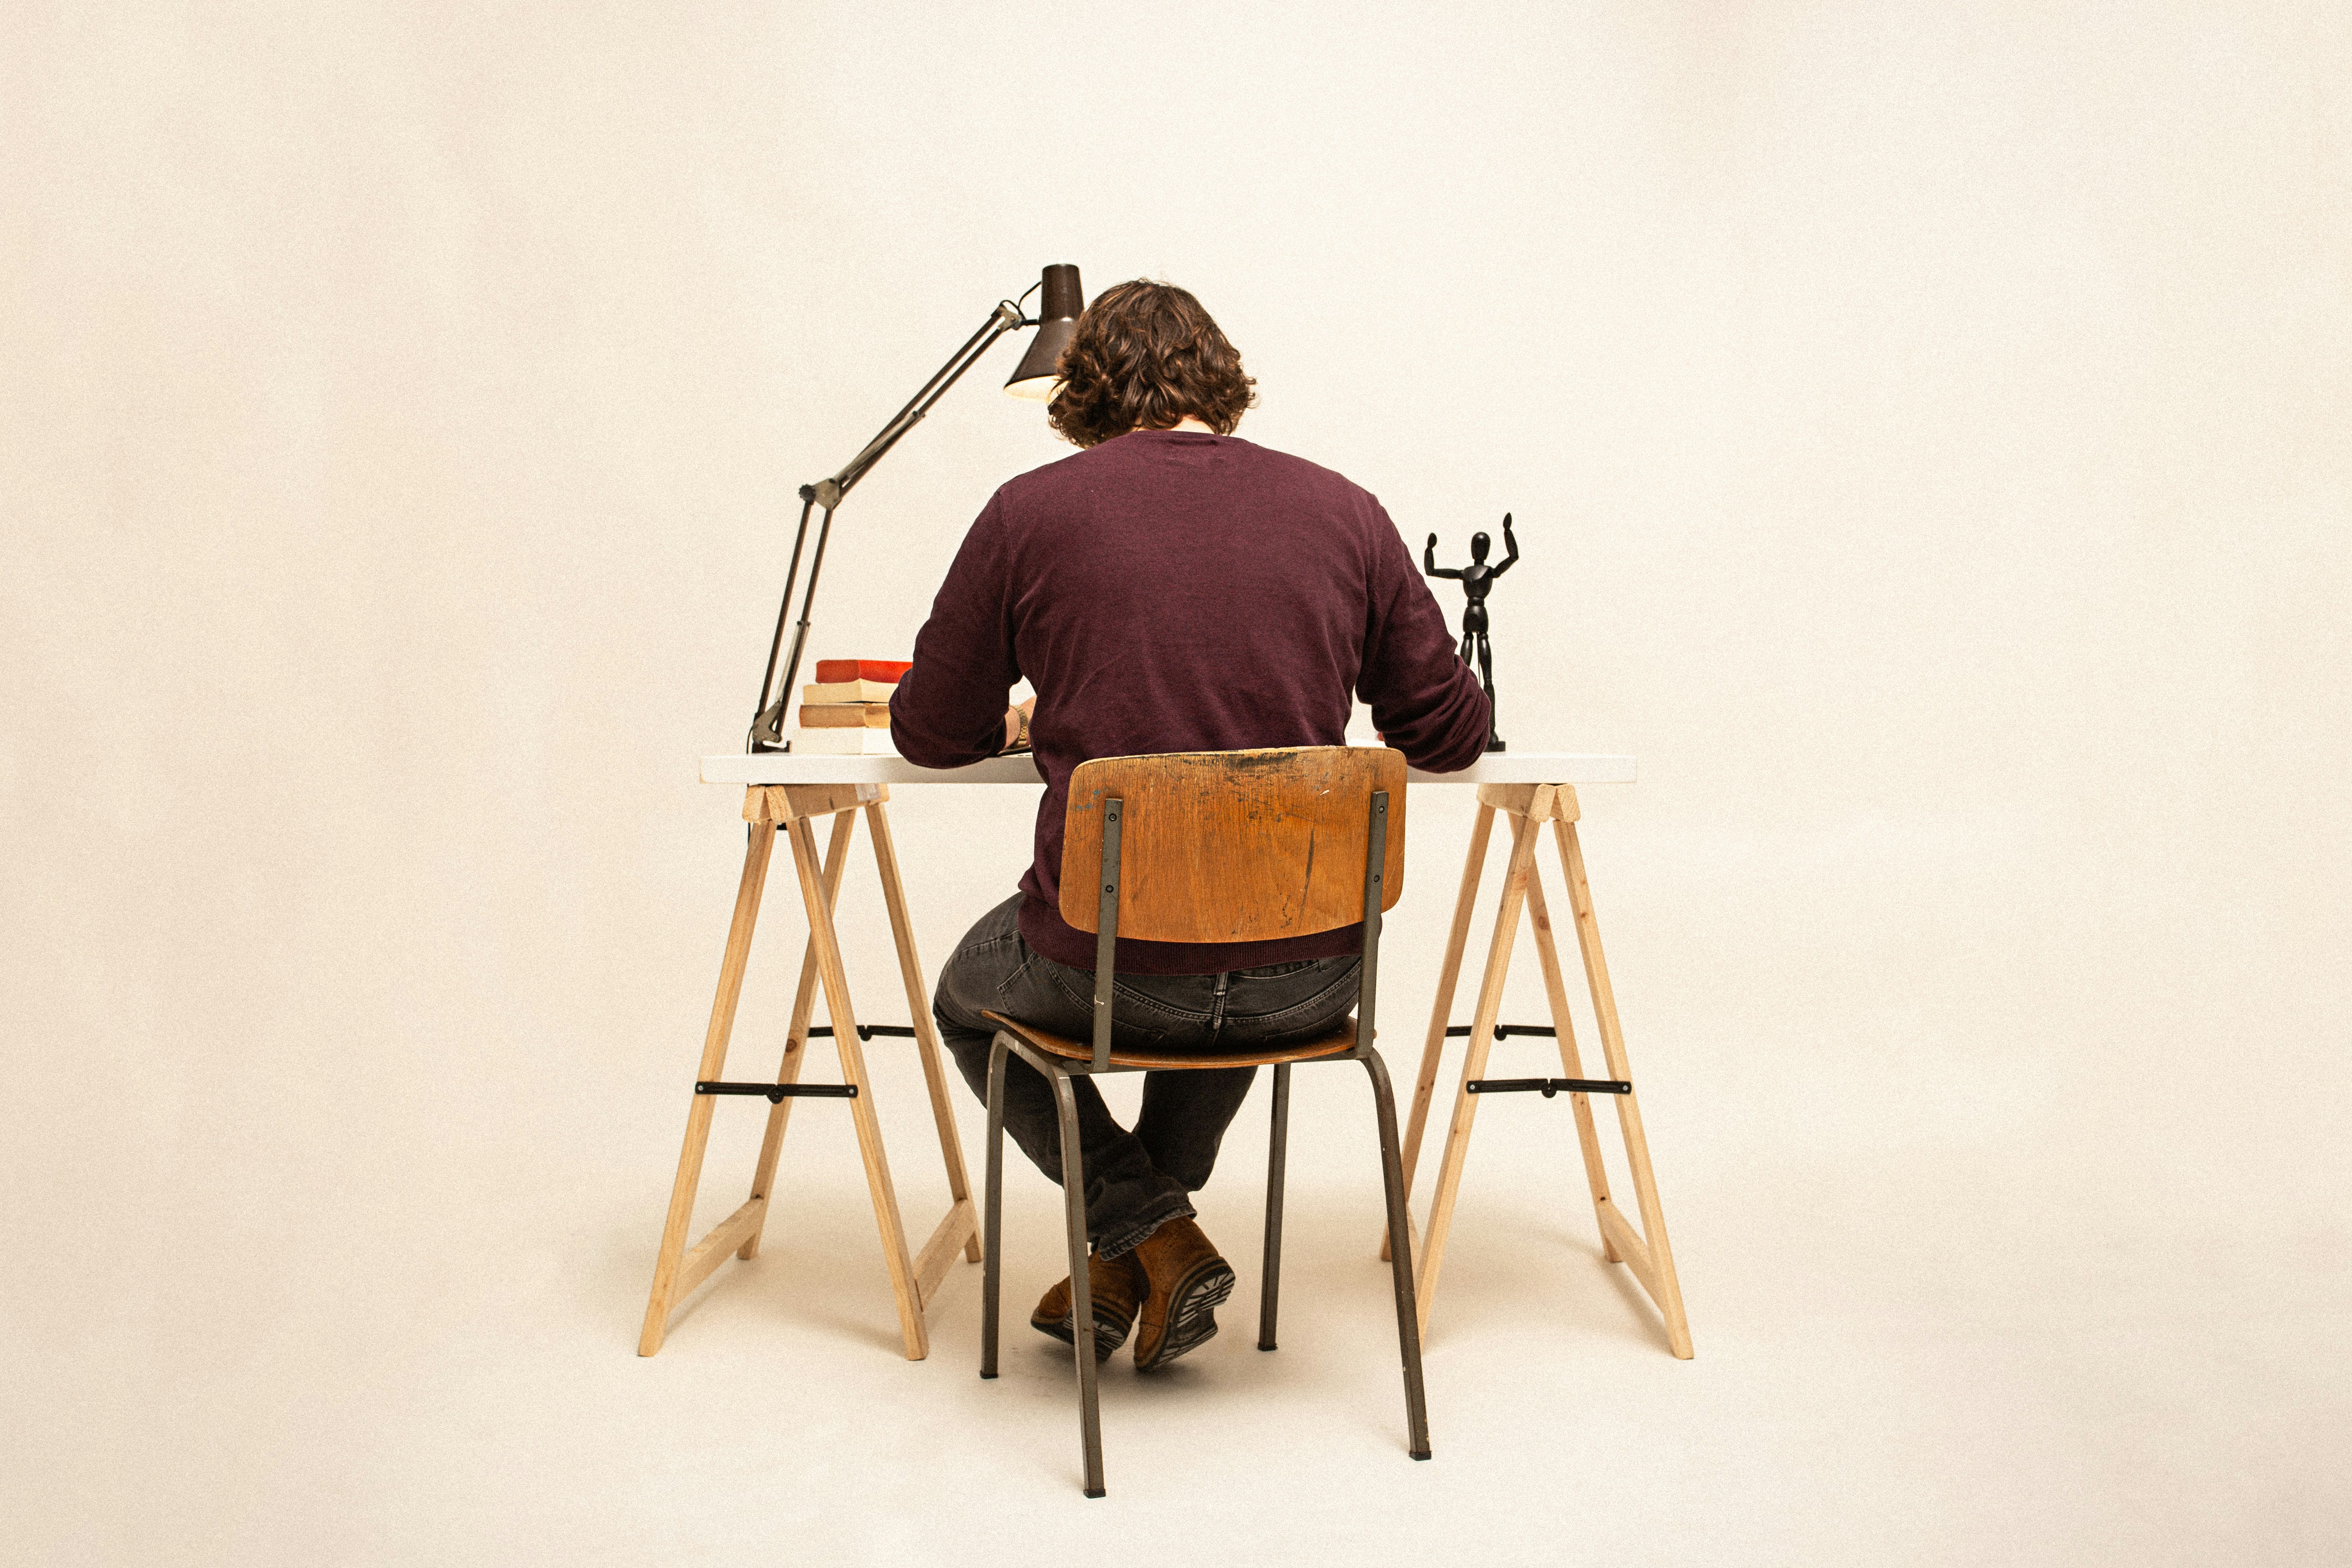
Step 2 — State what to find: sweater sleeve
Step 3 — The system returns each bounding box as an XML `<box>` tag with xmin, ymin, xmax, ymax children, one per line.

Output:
<box><xmin>1356</xmin><ymin>504</ymin><xmax>1492</xmax><ymax>772</ymax></box>
<box><xmin>889</xmin><ymin>493</ymin><xmax>1022</xmax><ymax>767</ymax></box>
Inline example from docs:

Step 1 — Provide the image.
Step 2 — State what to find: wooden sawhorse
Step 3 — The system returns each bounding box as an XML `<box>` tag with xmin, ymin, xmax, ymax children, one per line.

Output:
<box><xmin>1392</xmin><ymin>782</ymin><xmax>1694</xmax><ymax>1358</ymax></box>
<box><xmin>639</xmin><ymin>781</ymin><xmax>981</xmax><ymax>1359</ymax></box>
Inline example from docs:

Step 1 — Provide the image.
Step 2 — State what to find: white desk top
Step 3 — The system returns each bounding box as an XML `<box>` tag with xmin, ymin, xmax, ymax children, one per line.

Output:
<box><xmin>701</xmin><ymin>750</ymin><xmax>1637</xmax><ymax>786</ymax></box>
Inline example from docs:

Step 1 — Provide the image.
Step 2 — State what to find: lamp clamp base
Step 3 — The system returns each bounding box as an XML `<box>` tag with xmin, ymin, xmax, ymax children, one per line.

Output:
<box><xmin>751</xmin><ymin>699</ymin><xmax>790</xmax><ymax>750</ymax></box>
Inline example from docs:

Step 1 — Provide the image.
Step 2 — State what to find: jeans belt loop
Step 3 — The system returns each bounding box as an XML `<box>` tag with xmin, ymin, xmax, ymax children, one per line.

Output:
<box><xmin>1209</xmin><ymin>970</ymin><xmax>1231</xmax><ymax>1034</ymax></box>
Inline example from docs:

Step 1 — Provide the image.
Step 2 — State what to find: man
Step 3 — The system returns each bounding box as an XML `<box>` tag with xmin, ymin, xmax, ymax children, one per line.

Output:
<box><xmin>891</xmin><ymin>280</ymin><xmax>1490</xmax><ymax>1371</ymax></box>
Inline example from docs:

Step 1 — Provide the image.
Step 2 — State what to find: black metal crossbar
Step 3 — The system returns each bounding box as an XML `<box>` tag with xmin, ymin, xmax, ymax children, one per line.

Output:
<box><xmin>1467</xmin><ymin>1077</ymin><xmax>1630</xmax><ymax>1097</ymax></box>
<box><xmin>690</xmin><ymin>1025</ymin><xmax>914</xmax><ymax>1099</ymax></box>
<box><xmin>695</xmin><ymin>1081</ymin><xmax>858</xmax><ymax>1101</ymax></box>
<box><xmin>1443</xmin><ymin>1023</ymin><xmax>1557</xmax><ymax>1040</ymax></box>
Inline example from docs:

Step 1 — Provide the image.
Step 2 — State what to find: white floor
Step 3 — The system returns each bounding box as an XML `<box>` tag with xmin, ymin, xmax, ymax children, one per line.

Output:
<box><xmin>22</xmin><ymin>1022</ymin><xmax>2342</xmax><ymax>1567</ymax></box>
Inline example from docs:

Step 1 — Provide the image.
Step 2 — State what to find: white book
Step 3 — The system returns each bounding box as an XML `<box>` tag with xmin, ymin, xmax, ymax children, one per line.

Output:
<box><xmin>790</xmin><ymin>729</ymin><xmax>901</xmax><ymax>756</ymax></box>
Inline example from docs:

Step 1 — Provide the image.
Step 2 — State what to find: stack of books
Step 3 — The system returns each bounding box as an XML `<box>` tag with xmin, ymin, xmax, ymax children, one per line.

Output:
<box><xmin>793</xmin><ymin>658</ymin><xmax>912</xmax><ymax>754</ymax></box>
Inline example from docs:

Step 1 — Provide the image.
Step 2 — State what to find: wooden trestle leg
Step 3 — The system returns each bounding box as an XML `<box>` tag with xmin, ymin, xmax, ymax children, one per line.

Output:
<box><xmin>638</xmin><ymin>783</ymin><xmax>982</xmax><ymax>1359</ymax></box>
<box><xmin>866</xmin><ymin>802</ymin><xmax>984</xmax><ymax>1271</ymax></box>
<box><xmin>638</xmin><ymin>807</ymin><xmax>777</xmax><ymax>1357</ymax></box>
<box><xmin>1396</xmin><ymin>782</ymin><xmax>1694</xmax><ymax>1358</ymax></box>
<box><xmin>739</xmin><ymin>809</ymin><xmax>857</xmax><ymax>1261</ymax></box>
<box><xmin>1383</xmin><ymin>801</ymin><xmax>1495</xmax><ymax>1266</ymax></box>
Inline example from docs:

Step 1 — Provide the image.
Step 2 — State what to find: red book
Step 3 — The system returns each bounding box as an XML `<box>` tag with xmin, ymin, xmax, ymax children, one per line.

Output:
<box><xmin>813</xmin><ymin>658</ymin><xmax>912</xmax><ymax>684</ymax></box>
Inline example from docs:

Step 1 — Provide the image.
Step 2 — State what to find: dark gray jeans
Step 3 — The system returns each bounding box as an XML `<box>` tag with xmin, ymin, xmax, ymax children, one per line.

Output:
<box><xmin>934</xmin><ymin>895</ymin><xmax>1362</xmax><ymax>1259</ymax></box>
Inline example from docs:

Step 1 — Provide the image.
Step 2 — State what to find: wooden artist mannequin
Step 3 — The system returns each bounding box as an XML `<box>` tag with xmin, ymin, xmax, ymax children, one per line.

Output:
<box><xmin>1424</xmin><ymin>513</ymin><xmax>1518</xmax><ymax>752</ymax></box>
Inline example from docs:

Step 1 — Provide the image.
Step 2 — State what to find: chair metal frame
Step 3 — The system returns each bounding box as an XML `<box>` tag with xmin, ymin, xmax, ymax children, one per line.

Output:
<box><xmin>978</xmin><ymin>751</ymin><xmax>1431</xmax><ymax>1498</ymax></box>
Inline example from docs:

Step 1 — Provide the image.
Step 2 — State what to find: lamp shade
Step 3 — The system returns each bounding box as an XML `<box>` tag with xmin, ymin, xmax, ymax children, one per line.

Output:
<box><xmin>1004</xmin><ymin>263</ymin><xmax>1083</xmax><ymax>398</ymax></box>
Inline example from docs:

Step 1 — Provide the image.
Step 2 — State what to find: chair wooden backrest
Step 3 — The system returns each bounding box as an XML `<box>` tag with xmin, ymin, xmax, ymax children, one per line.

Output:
<box><xmin>1057</xmin><ymin>746</ymin><xmax>1407</xmax><ymax>1073</ymax></box>
<box><xmin>1060</xmin><ymin>747</ymin><xmax>1408</xmax><ymax>942</ymax></box>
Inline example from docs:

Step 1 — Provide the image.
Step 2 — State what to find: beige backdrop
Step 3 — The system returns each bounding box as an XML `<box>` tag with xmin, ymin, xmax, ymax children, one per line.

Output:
<box><xmin>5</xmin><ymin>4</ymin><xmax>2347</xmax><ymax>1564</ymax></box>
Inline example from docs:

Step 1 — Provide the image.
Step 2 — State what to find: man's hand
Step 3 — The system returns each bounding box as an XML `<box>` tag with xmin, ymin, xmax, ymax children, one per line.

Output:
<box><xmin>1002</xmin><ymin>697</ymin><xmax>1036</xmax><ymax>752</ymax></box>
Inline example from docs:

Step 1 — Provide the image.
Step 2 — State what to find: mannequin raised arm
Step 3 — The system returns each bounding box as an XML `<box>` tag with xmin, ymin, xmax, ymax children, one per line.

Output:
<box><xmin>1490</xmin><ymin>513</ymin><xmax>1521</xmax><ymax>577</ymax></box>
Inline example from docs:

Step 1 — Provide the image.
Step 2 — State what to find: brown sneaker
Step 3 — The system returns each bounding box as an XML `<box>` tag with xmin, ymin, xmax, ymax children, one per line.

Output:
<box><xmin>1032</xmin><ymin>1250</ymin><xmax>1149</xmax><ymax>1363</ymax></box>
<box><xmin>1129</xmin><ymin>1217</ymin><xmax>1236</xmax><ymax>1371</ymax></box>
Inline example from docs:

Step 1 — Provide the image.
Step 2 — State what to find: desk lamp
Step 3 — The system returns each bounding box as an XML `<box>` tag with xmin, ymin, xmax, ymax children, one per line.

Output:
<box><xmin>748</xmin><ymin>263</ymin><xmax>1084</xmax><ymax>751</ymax></box>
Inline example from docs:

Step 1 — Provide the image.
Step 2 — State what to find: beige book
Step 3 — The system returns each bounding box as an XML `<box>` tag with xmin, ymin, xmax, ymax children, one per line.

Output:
<box><xmin>797</xmin><ymin>703</ymin><xmax>892</xmax><ymax>729</ymax></box>
<box><xmin>802</xmin><ymin>678</ymin><xmax>898</xmax><ymax>703</ymax></box>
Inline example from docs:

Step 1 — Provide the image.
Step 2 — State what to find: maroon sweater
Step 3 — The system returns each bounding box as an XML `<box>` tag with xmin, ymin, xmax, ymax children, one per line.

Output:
<box><xmin>891</xmin><ymin>428</ymin><xmax>1491</xmax><ymax>974</ymax></box>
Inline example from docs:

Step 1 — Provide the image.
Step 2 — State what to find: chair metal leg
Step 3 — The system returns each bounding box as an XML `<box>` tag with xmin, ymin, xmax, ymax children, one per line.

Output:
<box><xmin>1045</xmin><ymin>1061</ymin><xmax>1106</xmax><ymax>1498</ymax></box>
<box><xmin>980</xmin><ymin>1037</ymin><xmax>1008</xmax><ymax>1380</ymax></box>
<box><xmin>1259</xmin><ymin>1061</ymin><xmax>1291</xmax><ymax>1350</ymax></box>
<box><xmin>1363</xmin><ymin>1047</ymin><xmax>1432</xmax><ymax>1460</ymax></box>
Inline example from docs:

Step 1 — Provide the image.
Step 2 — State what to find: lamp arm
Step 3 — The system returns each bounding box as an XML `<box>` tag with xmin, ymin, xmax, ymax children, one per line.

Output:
<box><xmin>748</xmin><ymin>297</ymin><xmax>1032</xmax><ymax>750</ymax></box>
<box><xmin>826</xmin><ymin>301</ymin><xmax>1027</xmax><ymax>502</ymax></box>
<box><xmin>749</xmin><ymin>489</ymin><xmax>818</xmax><ymax>747</ymax></box>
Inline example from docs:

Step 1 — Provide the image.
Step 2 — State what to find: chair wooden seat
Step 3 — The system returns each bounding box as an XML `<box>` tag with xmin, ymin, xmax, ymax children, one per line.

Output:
<box><xmin>979</xmin><ymin>1009</ymin><xmax>1358</xmax><ymax>1070</ymax></box>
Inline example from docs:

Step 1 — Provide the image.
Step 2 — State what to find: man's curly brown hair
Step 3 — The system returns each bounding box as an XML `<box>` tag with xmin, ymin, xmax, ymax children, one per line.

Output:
<box><xmin>1047</xmin><ymin>280</ymin><xmax>1257</xmax><ymax>448</ymax></box>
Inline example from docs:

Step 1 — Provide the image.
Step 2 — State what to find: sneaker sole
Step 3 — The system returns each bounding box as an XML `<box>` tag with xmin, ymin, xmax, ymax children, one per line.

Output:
<box><xmin>1032</xmin><ymin>1306</ymin><xmax>1134</xmax><ymax>1363</ymax></box>
<box><xmin>1136</xmin><ymin>1258</ymin><xmax>1236</xmax><ymax>1371</ymax></box>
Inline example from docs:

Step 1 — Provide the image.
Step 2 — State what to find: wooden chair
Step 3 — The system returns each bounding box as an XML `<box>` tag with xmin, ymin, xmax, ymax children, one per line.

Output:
<box><xmin>978</xmin><ymin>747</ymin><xmax>1429</xmax><ymax>1498</ymax></box>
